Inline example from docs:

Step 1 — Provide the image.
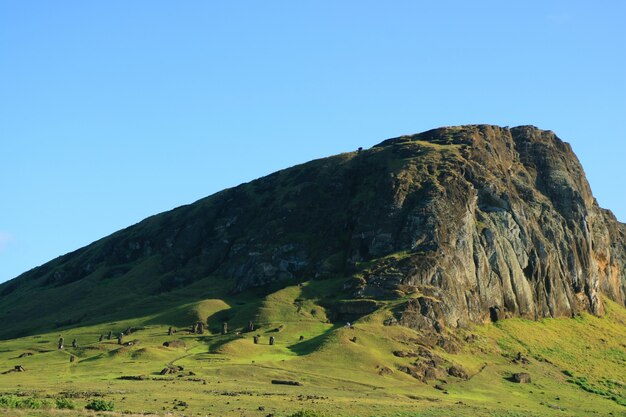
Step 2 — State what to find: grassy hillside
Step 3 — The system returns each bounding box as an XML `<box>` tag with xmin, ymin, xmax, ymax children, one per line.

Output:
<box><xmin>0</xmin><ymin>278</ymin><xmax>624</xmax><ymax>416</ymax></box>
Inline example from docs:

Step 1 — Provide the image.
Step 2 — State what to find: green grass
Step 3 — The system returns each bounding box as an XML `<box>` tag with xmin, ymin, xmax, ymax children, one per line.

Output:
<box><xmin>0</xmin><ymin>279</ymin><xmax>624</xmax><ymax>416</ymax></box>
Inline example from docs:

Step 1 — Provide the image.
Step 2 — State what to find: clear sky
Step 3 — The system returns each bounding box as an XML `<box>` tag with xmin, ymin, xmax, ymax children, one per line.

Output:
<box><xmin>1</xmin><ymin>1</ymin><xmax>625</xmax><ymax>284</ymax></box>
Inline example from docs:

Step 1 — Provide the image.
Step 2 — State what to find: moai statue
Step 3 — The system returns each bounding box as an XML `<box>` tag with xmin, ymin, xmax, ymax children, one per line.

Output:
<box><xmin>107</xmin><ymin>331</ymin><xmax>112</xmax><ymax>340</ymax></box>
<box><xmin>253</xmin><ymin>335</ymin><xmax>259</xmax><ymax>344</ymax></box>
<box><xmin>168</xmin><ymin>326</ymin><xmax>173</xmax><ymax>336</ymax></box>
<box><xmin>269</xmin><ymin>336</ymin><xmax>275</xmax><ymax>346</ymax></box>
<box><xmin>70</xmin><ymin>355</ymin><xmax>75</xmax><ymax>363</ymax></box>
<box><xmin>117</xmin><ymin>332</ymin><xmax>124</xmax><ymax>345</ymax></box>
<box><xmin>98</xmin><ymin>334</ymin><xmax>103</xmax><ymax>342</ymax></box>
<box><xmin>72</xmin><ymin>338</ymin><xmax>77</xmax><ymax>348</ymax></box>
<box><xmin>197</xmin><ymin>322</ymin><xmax>204</xmax><ymax>334</ymax></box>
<box><xmin>299</xmin><ymin>335</ymin><xmax>304</xmax><ymax>341</ymax></box>
<box><xmin>58</xmin><ymin>337</ymin><xmax>64</xmax><ymax>350</ymax></box>
<box><xmin>222</xmin><ymin>322</ymin><xmax>228</xmax><ymax>335</ymax></box>
<box><xmin>248</xmin><ymin>321</ymin><xmax>254</xmax><ymax>332</ymax></box>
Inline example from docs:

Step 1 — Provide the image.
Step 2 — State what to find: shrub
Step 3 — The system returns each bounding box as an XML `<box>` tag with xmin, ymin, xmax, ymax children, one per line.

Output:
<box><xmin>85</xmin><ymin>399</ymin><xmax>114</xmax><ymax>411</ymax></box>
<box><xmin>0</xmin><ymin>396</ymin><xmax>50</xmax><ymax>409</ymax></box>
<box><xmin>55</xmin><ymin>397</ymin><xmax>76</xmax><ymax>409</ymax></box>
<box><xmin>20</xmin><ymin>397</ymin><xmax>46</xmax><ymax>409</ymax></box>
<box><xmin>0</xmin><ymin>395</ymin><xmax>22</xmax><ymax>408</ymax></box>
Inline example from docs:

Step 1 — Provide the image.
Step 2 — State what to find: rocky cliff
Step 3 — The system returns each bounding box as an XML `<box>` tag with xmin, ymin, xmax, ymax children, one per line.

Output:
<box><xmin>1</xmin><ymin>125</ymin><xmax>624</xmax><ymax>337</ymax></box>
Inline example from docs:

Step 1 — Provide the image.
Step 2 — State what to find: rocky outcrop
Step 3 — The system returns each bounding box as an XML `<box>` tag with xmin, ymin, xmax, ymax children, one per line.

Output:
<box><xmin>355</xmin><ymin>126</ymin><xmax>626</xmax><ymax>330</ymax></box>
<box><xmin>0</xmin><ymin>125</ymin><xmax>623</xmax><ymax>338</ymax></box>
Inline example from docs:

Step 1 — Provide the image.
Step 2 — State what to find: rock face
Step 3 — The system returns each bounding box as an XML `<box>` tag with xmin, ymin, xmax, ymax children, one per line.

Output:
<box><xmin>0</xmin><ymin>125</ymin><xmax>624</xmax><ymax>338</ymax></box>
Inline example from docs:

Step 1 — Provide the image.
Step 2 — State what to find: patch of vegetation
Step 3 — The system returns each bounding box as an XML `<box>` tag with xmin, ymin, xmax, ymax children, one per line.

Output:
<box><xmin>287</xmin><ymin>411</ymin><xmax>327</xmax><ymax>417</ymax></box>
<box><xmin>0</xmin><ymin>395</ymin><xmax>50</xmax><ymax>409</ymax></box>
<box><xmin>85</xmin><ymin>399</ymin><xmax>114</xmax><ymax>411</ymax></box>
<box><xmin>55</xmin><ymin>397</ymin><xmax>76</xmax><ymax>409</ymax></box>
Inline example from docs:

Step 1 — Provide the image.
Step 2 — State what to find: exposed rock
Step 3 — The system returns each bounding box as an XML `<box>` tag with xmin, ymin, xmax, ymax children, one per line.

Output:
<box><xmin>18</xmin><ymin>352</ymin><xmax>33</xmax><ymax>358</ymax></box>
<box><xmin>393</xmin><ymin>350</ymin><xmax>419</xmax><ymax>358</ymax></box>
<box><xmin>163</xmin><ymin>340</ymin><xmax>186</xmax><ymax>348</ymax></box>
<box><xmin>376</xmin><ymin>365</ymin><xmax>393</xmax><ymax>376</ymax></box>
<box><xmin>2</xmin><ymin>365</ymin><xmax>25</xmax><ymax>374</ymax></box>
<box><xmin>511</xmin><ymin>372</ymin><xmax>532</xmax><ymax>383</ymax></box>
<box><xmin>447</xmin><ymin>365</ymin><xmax>468</xmax><ymax>379</ymax></box>
<box><xmin>271</xmin><ymin>379</ymin><xmax>302</xmax><ymax>386</ymax></box>
<box><xmin>269</xmin><ymin>336</ymin><xmax>275</xmax><ymax>345</ymax></box>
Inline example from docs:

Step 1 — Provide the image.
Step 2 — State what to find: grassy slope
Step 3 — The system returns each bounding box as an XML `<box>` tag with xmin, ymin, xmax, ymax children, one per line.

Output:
<box><xmin>0</xmin><ymin>278</ymin><xmax>624</xmax><ymax>417</ymax></box>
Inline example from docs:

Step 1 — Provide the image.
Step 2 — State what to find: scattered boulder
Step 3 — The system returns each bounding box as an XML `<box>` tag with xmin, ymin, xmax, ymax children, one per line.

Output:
<box><xmin>393</xmin><ymin>350</ymin><xmax>418</xmax><ymax>358</ymax></box>
<box><xmin>72</xmin><ymin>339</ymin><xmax>77</xmax><ymax>348</ymax></box>
<box><xmin>168</xmin><ymin>326</ymin><xmax>173</xmax><ymax>336</ymax></box>
<box><xmin>271</xmin><ymin>379</ymin><xmax>302</xmax><ymax>386</ymax></box>
<box><xmin>376</xmin><ymin>365</ymin><xmax>393</xmax><ymax>376</ymax></box>
<box><xmin>350</xmin><ymin>337</ymin><xmax>357</xmax><ymax>343</ymax></box>
<box><xmin>269</xmin><ymin>336</ymin><xmax>275</xmax><ymax>346</ymax></box>
<box><xmin>447</xmin><ymin>365</ymin><xmax>468</xmax><ymax>379</ymax></box>
<box><xmin>299</xmin><ymin>335</ymin><xmax>304</xmax><ymax>341</ymax></box>
<box><xmin>160</xmin><ymin>365</ymin><xmax>184</xmax><ymax>375</ymax></box>
<box><xmin>163</xmin><ymin>340</ymin><xmax>186</xmax><ymax>348</ymax></box>
<box><xmin>18</xmin><ymin>352</ymin><xmax>33</xmax><ymax>358</ymax></box>
<box><xmin>2</xmin><ymin>365</ymin><xmax>26</xmax><ymax>374</ymax></box>
<box><xmin>58</xmin><ymin>337</ymin><xmax>64</xmax><ymax>350</ymax></box>
<box><xmin>513</xmin><ymin>352</ymin><xmax>531</xmax><ymax>365</ymax></box>
<box><xmin>253</xmin><ymin>335</ymin><xmax>259</xmax><ymax>345</ymax></box>
<box><xmin>511</xmin><ymin>372</ymin><xmax>531</xmax><ymax>383</ymax></box>
<box><xmin>397</xmin><ymin>347</ymin><xmax>446</xmax><ymax>382</ymax></box>
<box><xmin>70</xmin><ymin>355</ymin><xmax>75</xmax><ymax>363</ymax></box>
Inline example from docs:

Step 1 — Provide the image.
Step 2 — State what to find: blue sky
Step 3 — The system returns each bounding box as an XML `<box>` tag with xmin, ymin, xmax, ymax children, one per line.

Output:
<box><xmin>1</xmin><ymin>1</ymin><xmax>625</xmax><ymax>283</ymax></box>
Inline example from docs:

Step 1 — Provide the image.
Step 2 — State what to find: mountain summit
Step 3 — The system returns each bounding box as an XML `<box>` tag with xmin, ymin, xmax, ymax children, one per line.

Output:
<box><xmin>1</xmin><ymin>125</ymin><xmax>624</xmax><ymax>339</ymax></box>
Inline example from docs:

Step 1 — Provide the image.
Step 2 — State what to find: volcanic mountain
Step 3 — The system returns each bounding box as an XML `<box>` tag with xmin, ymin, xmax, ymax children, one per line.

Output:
<box><xmin>1</xmin><ymin>124</ymin><xmax>624</xmax><ymax>339</ymax></box>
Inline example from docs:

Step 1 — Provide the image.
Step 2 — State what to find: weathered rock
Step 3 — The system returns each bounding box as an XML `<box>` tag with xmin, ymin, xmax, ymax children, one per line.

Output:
<box><xmin>2</xmin><ymin>365</ymin><xmax>25</xmax><ymax>374</ymax></box>
<box><xmin>447</xmin><ymin>365</ymin><xmax>468</xmax><ymax>379</ymax></box>
<box><xmin>271</xmin><ymin>379</ymin><xmax>302</xmax><ymax>386</ymax></box>
<box><xmin>511</xmin><ymin>372</ymin><xmax>532</xmax><ymax>383</ymax></box>
<box><xmin>70</xmin><ymin>355</ymin><xmax>75</xmax><ymax>363</ymax></box>
<box><xmin>393</xmin><ymin>350</ymin><xmax>418</xmax><ymax>358</ymax></box>
<box><xmin>163</xmin><ymin>340</ymin><xmax>186</xmax><ymax>348</ymax></box>
<box><xmin>253</xmin><ymin>335</ymin><xmax>259</xmax><ymax>344</ymax></box>
<box><xmin>269</xmin><ymin>336</ymin><xmax>275</xmax><ymax>345</ymax></box>
<box><xmin>18</xmin><ymin>352</ymin><xmax>33</xmax><ymax>358</ymax></box>
<box><xmin>299</xmin><ymin>335</ymin><xmax>304</xmax><ymax>341</ymax></box>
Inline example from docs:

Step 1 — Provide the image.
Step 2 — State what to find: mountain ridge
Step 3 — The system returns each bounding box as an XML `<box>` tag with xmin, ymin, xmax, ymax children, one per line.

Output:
<box><xmin>0</xmin><ymin>124</ymin><xmax>624</xmax><ymax>340</ymax></box>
